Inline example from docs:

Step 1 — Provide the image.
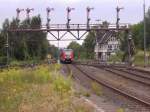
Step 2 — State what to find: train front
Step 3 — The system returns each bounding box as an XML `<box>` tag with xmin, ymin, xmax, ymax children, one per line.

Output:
<box><xmin>60</xmin><ymin>49</ymin><xmax>74</xmax><ymax>63</ymax></box>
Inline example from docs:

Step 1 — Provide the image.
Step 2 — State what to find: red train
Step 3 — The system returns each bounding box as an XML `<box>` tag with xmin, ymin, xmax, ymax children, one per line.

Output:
<box><xmin>60</xmin><ymin>49</ymin><xmax>74</xmax><ymax>63</ymax></box>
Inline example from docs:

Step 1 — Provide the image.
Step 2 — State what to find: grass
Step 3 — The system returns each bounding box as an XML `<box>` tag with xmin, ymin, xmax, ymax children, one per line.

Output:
<box><xmin>91</xmin><ymin>81</ymin><xmax>103</xmax><ymax>96</ymax></box>
<box><xmin>0</xmin><ymin>64</ymin><xmax>94</xmax><ymax>112</ymax></box>
<box><xmin>116</xmin><ymin>108</ymin><xmax>124</xmax><ymax>112</ymax></box>
<box><xmin>108</xmin><ymin>50</ymin><xmax>150</xmax><ymax>66</ymax></box>
<box><xmin>9</xmin><ymin>59</ymin><xmax>44</xmax><ymax>66</ymax></box>
<box><xmin>133</xmin><ymin>50</ymin><xmax>150</xmax><ymax>66</ymax></box>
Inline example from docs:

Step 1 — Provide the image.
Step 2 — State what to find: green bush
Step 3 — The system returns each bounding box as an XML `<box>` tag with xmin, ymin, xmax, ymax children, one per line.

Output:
<box><xmin>108</xmin><ymin>51</ymin><xmax>124</xmax><ymax>63</ymax></box>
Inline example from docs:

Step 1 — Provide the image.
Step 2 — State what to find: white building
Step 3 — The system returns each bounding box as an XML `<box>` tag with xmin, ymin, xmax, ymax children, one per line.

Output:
<box><xmin>94</xmin><ymin>32</ymin><xmax>120</xmax><ymax>61</ymax></box>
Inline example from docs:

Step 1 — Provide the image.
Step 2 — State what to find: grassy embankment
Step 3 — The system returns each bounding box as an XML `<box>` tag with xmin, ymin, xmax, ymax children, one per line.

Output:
<box><xmin>0</xmin><ymin>64</ymin><xmax>93</xmax><ymax>112</ymax></box>
<box><xmin>133</xmin><ymin>51</ymin><xmax>150</xmax><ymax>66</ymax></box>
<box><xmin>109</xmin><ymin>50</ymin><xmax>150</xmax><ymax>66</ymax></box>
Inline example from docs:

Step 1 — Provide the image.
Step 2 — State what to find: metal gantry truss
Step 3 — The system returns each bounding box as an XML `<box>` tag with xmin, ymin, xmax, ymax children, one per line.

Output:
<box><xmin>8</xmin><ymin>23</ymin><xmax>130</xmax><ymax>41</ymax></box>
<box><xmin>7</xmin><ymin>7</ymin><xmax>130</xmax><ymax>41</ymax></box>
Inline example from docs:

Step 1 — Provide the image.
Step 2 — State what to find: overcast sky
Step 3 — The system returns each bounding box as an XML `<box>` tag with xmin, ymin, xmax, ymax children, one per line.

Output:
<box><xmin>0</xmin><ymin>0</ymin><xmax>150</xmax><ymax>47</ymax></box>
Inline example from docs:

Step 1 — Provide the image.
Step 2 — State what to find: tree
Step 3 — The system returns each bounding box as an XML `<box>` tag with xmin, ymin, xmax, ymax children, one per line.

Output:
<box><xmin>145</xmin><ymin>8</ymin><xmax>150</xmax><ymax>49</ymax></box>
<box><xmin>0</xmin><ymin>33</ymin><xmax>5</xmax><ymax>57</ymax></box>
<box><xmin>1</xmin><ymin>19</ymin><xmax>10</xmax><ymax>55</ymax></box>
<box><xmin>26</xmin><ymin>15</ymin><xmax>48</xmax><ymax>59</ymax></box>
<box><xmin>131</xmin><ymin>23</ymin><xmax>143</xmax><ymax>49</ymax></box>
<box><xmin>131</xmin><ymin>7</ymin><xmax>150</xmax><ymax>50</ymax></box>
<box><xmin>67</xmin><ymin>41</ymin><xmax>81</xmax><ymax>59</ymax></box>
<box><xmin>0</xmin><ymin>15</ymin><xmax>49</xmax><ymax>61</ymax></box>
<box><xmin>82</xmin><ymin>31</ymin><xmax>96</xmax><ymax>59</ymax></box>
<box><xmin>48</xmin><ymin>45</ymin><xmax>58</xmax><ymax>59</ymax></box>
<box><xmin>0</xmin><ymin>19</ymin><xmax>10</xmax><ymax>63</ymax></box>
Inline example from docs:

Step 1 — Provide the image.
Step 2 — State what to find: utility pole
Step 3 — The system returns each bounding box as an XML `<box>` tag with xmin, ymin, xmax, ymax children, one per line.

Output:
<box><xmin>6</xmin><ymin>32</ymin><xmax>9</xmax><ymax>65</ymax></box>
<box><xmin>143</xmin><ymin>0</ymin><xmax>147</xmax><ymax>67</ymax></box>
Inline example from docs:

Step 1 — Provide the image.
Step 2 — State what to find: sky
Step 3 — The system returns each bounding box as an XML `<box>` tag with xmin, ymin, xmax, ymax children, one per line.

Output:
<box><xmin>0</xmin><ymin>0</ymin><xmax>150</xmax><ymax>47</ymax></box>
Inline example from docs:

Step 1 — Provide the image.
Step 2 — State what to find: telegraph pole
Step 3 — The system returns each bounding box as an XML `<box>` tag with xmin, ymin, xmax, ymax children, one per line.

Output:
<box><xmin>143</xmin><ymin>0</ymin><xmax>147</xmax><ymax>67</ymax></box>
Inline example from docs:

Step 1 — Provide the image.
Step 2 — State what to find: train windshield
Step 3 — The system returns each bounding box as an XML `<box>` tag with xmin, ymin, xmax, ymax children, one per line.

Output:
<box><xmin>64</xmin><ymin>49</ymin><xmax>72</xmax><ymax>55</ymax></box>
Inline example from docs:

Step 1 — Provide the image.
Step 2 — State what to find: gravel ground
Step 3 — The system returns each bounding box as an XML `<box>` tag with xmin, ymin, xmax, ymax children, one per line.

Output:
<box><xmin>61</xmin><ymin>64</ymin><xmax>140</xmax><ymax>112</ymax></box>
<box><xmin>79</xmin><ymin>65</ymin><xmax>150</xmax><ymax>96</ymax></box>
<box><xmin>78</xmin><ymin>65</ymin><xmax>150</xmax><ymax>111</ymax></box>
<box><xmin>80</xmin><ymin>66</ymin><xmax>150</xmax><ymax>96</ymax></box>
<box><xmin>135</xmin><ymin>67</ymin><xmax>150</xmax><ymax>72</ymax></box>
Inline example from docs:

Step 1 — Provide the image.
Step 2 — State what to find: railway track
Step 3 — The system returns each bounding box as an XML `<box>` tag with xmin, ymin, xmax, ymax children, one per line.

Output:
<box><xmin>100</xmin><ymin>66</ymin><xmax>150</xmax><ymax>86</ymax></box>
<box><xmin>72</xmin><ymin>64</ymin><xmax>150</xmax><ymax>107</ymax></box>
<box><xmin>107</xmin><ymin>64</ymin><xmax>150</xmax><ymax>79</ymax></box>
<box><xmin>76</xmin><ymin>63</ymin><xmax>150</xmax><ymax>86</ymax></box>
<box><xmin>65</xmin><ymin>64</ymin><xmax>88</xmax><ymax>84</ymax></box>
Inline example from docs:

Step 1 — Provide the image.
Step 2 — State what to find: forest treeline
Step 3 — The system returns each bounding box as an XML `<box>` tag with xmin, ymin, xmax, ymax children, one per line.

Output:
<box><xmin>0</xmin><ymin>15</ymin><xmax>58</xmax><ymax>63</ymax></box>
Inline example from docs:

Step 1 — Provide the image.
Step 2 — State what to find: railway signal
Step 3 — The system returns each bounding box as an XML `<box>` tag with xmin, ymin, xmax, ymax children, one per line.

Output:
<box><xmin>25</xmin><ymin>8</ymin><xmax>34</xmax><ymax>28</ymax></box>
<box><xmin>46</xmin><ymin>7</ymin><xmax>54</xmax><ymax>29</ymax></box>
<box><xmin>26</xmin><ymin>8</ymin><xmax>34</xmax><ymax>20</ymax></box>
<box><xmin>116</xmin><ymin>6</ymin><xmax>124</xmax><ymax>30</ymax></box>
<box><xmin>86</xmin><ymin>7</ymin><xmax>94</xmax><ymax>30</ymax></box>
<box><xmin>16</xmin><ymin>8</ymin><xmax>24</xmax><ymax>22</ymax></box>
<box><xmin>66</xmin><ymin>7</ymin><xmax>75</xmax><ymax>29</ymax></box>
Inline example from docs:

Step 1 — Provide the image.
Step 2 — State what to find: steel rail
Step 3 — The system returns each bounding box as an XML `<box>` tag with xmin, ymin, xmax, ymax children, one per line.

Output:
<box><xmin>72</xmin><ymin>64</ymin><xmax>150</xmax><ymax>107</ymax></box>
<box><xmin>74</xmin><ymin>62</ymin><xmax>150</xmax><ymax>85</ymax></box>
<box><xmin>66</xmin><ymin>64</ymin><xmax>77</xmax><ymax>80</ymax></box>
<box><xmin>77</xmin><ymin>63</ymin><xmax>150</xmax><ymax>86</ymax></box>
<box><xmin>128</xmin><ymin>67</ymin><xmax>150</xmax><ymax>76</ymax></box>
<box><xmin>110</xmin><ymin>67</ymin><xmax>150</xmax><ymax>80</ymax></box>
<box><xmin>104</xmin><ymin>68</ymin><xmax>150</xmax><ymax>86</ymax></box>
